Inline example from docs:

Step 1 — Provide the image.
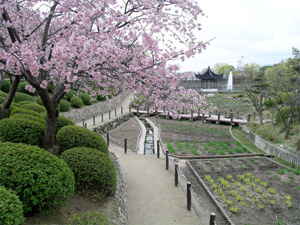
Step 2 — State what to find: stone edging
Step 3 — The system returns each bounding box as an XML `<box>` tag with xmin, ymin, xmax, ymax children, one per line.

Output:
<box><xmin>109</xmin><ymin>152</ymin><xmax>128</xmax><ymax>225</ymax></box>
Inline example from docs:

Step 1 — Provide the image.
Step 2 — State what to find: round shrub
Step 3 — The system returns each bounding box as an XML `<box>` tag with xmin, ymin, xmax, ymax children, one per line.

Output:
<box><xmin>97</xmin><ymin>94</ymin><xmax>106</xmax><ymax>101</ymax></box>
<box><xmin>67</xmin><ymin>212</ymin><xmax>110</xmax><ymax>225</ymax></box>
<box><xmin>14</xmin><ymin>92</ymin><xmax>35</xmax><ymax>103</ymax></box>
<box><xmin>0</xmin><ymin>117</ymin><xmax>45</xmax><ymax>147</ymax></box>
<box><xmin>265</xmin><ymin>98</ymin><xmax>274</xmax><ymax>108</ymax></box>
<box><xmin>22</xmin><ymin>103</ymin><xmax>46</xmax><ymax>113</ymax></box>
<box><xmin>0</xmin><ymin>185</ymin><xmax>25</xmax><ymax>225</ymax></box>
<box><xmin>70</xmin><ymin>97</ymin><xmax>84</xmax><ymax>108</ymax></box>
<box><xmin>18</xmin><ymin>81</ymin><xmax>38</xmax><ymax>96</ymax></box>
<box><xmin>59</xmin><ymin>99</ymin><xmax>71</xmax><ymax>112</ymax></box>
<box><xmin>0</xmin><ymin>102</ymin><xmax>21</xmax><ymax>118</ymax></box>
<box><xmin>10</xmin><ymin>113</ymin><xmax>46</xmax><ymax>125</ymax></box>
<box><xmin>56</xmin><ymin>115</ymin><xmax>75</xmax><ymax>132</ymax></box>
<box><xmin>80</xmin><ymin>93</ymin><xmax>92</xmax><ymax>105</ymax></box>
<box><xmin>61</xmin><ymin>147</ymin><xmax>116</xmax><ymax>196</ymax></box>
<box><xmin>0</xmin><ymin>96</ymin><xmax>5</xmax><ymax>104</ymax></box>
<box><xmin>56</xmin><ymin>125</ymin><xmax>108</xmax><ymax>153</ymax></box>
<box><xmin>36</xmin><ymin>97</ymin><xmax>44</xmax><ymax>106</ymax></box>
<box><xmin>10</xmin><ymin>107</ymin><xmax>43</xmax><ymax>118</ymax></box>
<box><xmin>18</xmin><ymin>100</ymin><xmax>36</xmax><ymax>106</ymax></box>
<box><xmin>1</xmin><ymin>80</ymin><xmax>10</xmax><ymax>93</ymax></box>
<box><xmin>0</xmin><ymin>90</ymin><xmax>8</xmax><ymax>97</ymax></box>
<box><xmin>274</xmin><ymin>106</ymin><xmax>291</xmax><ymax>124</ymax></box>
<box><xmin>0</xmin><ymin>142</ymin><xmax>75</xmax><ymax>214</ymax></box>
<box><xmin>66</xmin><ymin>90</ymin><xmax>77</xmax><ymax>101</ymax></box>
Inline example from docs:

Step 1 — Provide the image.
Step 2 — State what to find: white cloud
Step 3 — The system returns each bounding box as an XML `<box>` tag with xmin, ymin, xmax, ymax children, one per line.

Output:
<box><xmin>177</xmin><ymin>0</ymin><xmax>300</xmax><ymax>72</ymax></box>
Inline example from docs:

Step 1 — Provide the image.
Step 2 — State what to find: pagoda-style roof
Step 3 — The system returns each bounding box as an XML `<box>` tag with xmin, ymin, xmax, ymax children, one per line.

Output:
<box><xmin>195</xmin><ymin>66</ymin><xmax>223</xmax><ymax>80</ymax></box>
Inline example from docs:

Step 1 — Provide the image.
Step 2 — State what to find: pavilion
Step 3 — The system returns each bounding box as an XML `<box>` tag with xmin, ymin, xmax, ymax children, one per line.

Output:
<box><xmin>194</xmin><ymin>66</ymin><xmax>224</xmax><ymax>89</ymax></box>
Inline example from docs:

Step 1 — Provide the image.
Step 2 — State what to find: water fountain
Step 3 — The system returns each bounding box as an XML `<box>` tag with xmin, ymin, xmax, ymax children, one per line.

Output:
<box><xmin>226</xmin><ymin>71</ymin><xmax>233</xmax><ymax>91</ymax></box>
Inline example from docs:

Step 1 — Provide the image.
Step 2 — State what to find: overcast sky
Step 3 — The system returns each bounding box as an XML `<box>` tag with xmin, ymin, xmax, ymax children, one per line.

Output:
<box><xmin>177</xmin><ymin>0</ymin><xmax>300</xmax><ymax>72</ymax></box>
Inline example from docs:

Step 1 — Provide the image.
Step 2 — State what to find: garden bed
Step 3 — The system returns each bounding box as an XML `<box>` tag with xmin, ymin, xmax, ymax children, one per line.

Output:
<box><xmin>188</xmin><ymin>157</ymin><xmax>300</xmax><ymax>225</ymax></box>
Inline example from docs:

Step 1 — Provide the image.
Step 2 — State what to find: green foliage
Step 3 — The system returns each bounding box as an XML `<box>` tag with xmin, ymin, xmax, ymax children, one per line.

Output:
<box><xmin>0</xmin><ymin>96</ymin><xmax>5</xmax><ymax>104</ymax></box>
<box><xmin>36</xmin><ymin>97</ymin><xmax>44</xmax><ymax>106</ymax></box>
<box><xmin>0</xmin><ymin>102</ymin><xmax>21</xmax><ymax>118</ymax></box>
<box><xmin>22</xmin><ymin>103</ymin><xmax>47</xmax><ymax>113</ymax></box>
<box><xmin>0</xmin><ymin>185</ymin><xmax>25</xmax><ymax>225</ymax></box>
<box><xmin>66</xmin><ymin>90</ymin><xmax>77</xmax><ymax>101</ymax></box>
<box><xmin>14</xmin><ymin>92</ymin><xmax>35</xmax><ymax>103</ymax></box>
<box><xmin>265</xmin><ymin>98</ymin><xmax>274</xmax><ymax>108</ymax></box>
<box><xmin>67</xmin><ymin>212</ymin><xmax>110</xmax><ymax>225</ymax></box>
<box><xmin>10</xmin><ymin>113</ymin><xmax>45</xmax><ymax>125</ymax></box>
<box><xmin>0</xmin><ymin>142</ymin><xmax>75</xmax><ymax>214</ymax></box>
<box><xmin>10</xmin><ymin>107</ymin><xmax>43</xmax><ymax>118</ymax></box>
<box><xmin>97</xmin><ymin>94</ymin><xmax>106</xmax><ymax>101</ymax></box>
<box><xmin>274</xmin><ymin>107</ymin><xmax>291</xmax><ymax>124</ymax></box>
<box><xmin>62</xmin><ymin>147</ymin><xmax>116</xmax><ymax>197</ymax></box>
<box><xmin>277</xmin><ymin>92</ymin><xmax>290</xmax><ymax>104</ymax></box>
<box><xmin>70</xmin><ymin>97</ymin><xmax>84</xmax><ymax>108</ymax></box>
<box><xmin>18</xmin><ymin>81</ymin><xmax>38</xmax><ymax>95</ymax></box>
<box><xmin>59</xmin><ymin>99</ymin><xmax>71</xmax><ymax>112</ymax></box>
<box><xmin>0</xmin><ymin>117</ymin><xmax>45</xmax><ymax>147</ymax></box>
<box><xmin>255</xmin><ymin>123</ymin><xmax>278</xmax><ymax>142</ymax></box>
<box><xmin>56</xmin><ymin>115</ymin><xmax>75</xmax><ymax>132</ymax></box>
<box><xmin>56</xmin><ymin>125</ymin><xmax>108</xmax><ymax>153</ymax></box>
<box><xmin>0</xmin><ymin>90</ymin><xmax>8</xmax><ymax>97</ymax></box>
<box><xmin>1</xmin><ymin>80</ymin><xmax>10</xmax><ymax>93</ymax></box>
<box><xmin>80</xmin><ymin>93</ymin><xmax>92</xmax><ymax>105</ymax></box>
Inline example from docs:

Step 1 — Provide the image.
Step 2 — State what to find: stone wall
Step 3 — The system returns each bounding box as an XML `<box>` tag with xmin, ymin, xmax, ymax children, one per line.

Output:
<box><xmin>61</xmin><ymin>90</ymin><xmax>131</xmax><ymax>123</ymax></box>
<box><xmin>239</xmin><ymin>125</ymin><xmax>300</xmax><ymax>167</ymax></box>
<box><xmin>109</xmin><ymin>152</ymin><xmax>128</xmax><ymax>225</ymax></box>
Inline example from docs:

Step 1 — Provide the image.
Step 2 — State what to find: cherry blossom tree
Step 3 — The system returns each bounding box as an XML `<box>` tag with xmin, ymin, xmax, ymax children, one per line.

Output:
<box><xmin>1</xmin><ymin>0</ymin><xmax>210</xmax><ymax>151</ymax></box>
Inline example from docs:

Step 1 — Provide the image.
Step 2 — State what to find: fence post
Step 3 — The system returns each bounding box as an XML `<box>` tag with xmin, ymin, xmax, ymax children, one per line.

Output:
<box><xmin>93</xmin><ymin>116</ymin><xmax>95</xmax><ymax>126</ymax></box>
<box><xmin>82</xmin><ymin>119</ymin><xmax>85</xmax><ymax>127</ymax></box>
<box><xmin>202</xmin><ymin>113</ymin><xmax>205</xmax><ymax>123</ymax></box>
<box><xmin>115</xmin><ymin>108</ymin><xmax>117</xmax><ymax>117</ymax></box>
<box><xmin>124</xmin><ymin>139</ymin><xmax>127</xmax><ymax>154</ymax></box>
<box><xmin>237</xmin><ymin>110</ymin><xmax>240</xmax><ymax>119</ymax></box>
<box><xmin>85</xmin><ymin>123</ymin><xmax>87</xmax><ymax>128</ymax></box>
<box><xmin>147</xmin><ymin>107</ymin><xmax>149</xmax><ymax>117</ymax></box>
<box><xmin>106</xmin><ymin>133</ymin><xmax>110</xmax><ymax>146</ymax></box>
<box><xmin>247</xmin><ymin>114</ymin><xmax>251</xmax><ymax>124</ymax></box>
<box><xmin>157</xmin><ymin>140</ymin><xmax>160</xmax><ymax>158</ymax></box>
<box><xmin>109</xmin><ymin>110</ymin><xmax>111</xmax><ymax>119</ymax></box>
<box><xmin>217</xmin><ymin>112</ymin><xmax>220</xmax><ymax>125</ymax></box>
<box><xmin>129</xmin><ymin>103</ymin><xmax>132</xmax><ymax>112</ymax></box>
<box><xmin>167</xmin><ymin>111</ymin><xmax>170</xmax><ymax>120</ymax></box>
<box><xmin>166</xmin><ymin>150</ymin><xmax>169</xmax><ymax>170</ymax></box>
<box><xmin>224</xmin><ymin>110</ymin><xmax>227</xmax><ymax>118</ymax></box>
<box><xmin>209</xmin><ymin>111</ymin><xmax>211</xmax><ymax>117</ymax></box>
<box><xmin>191</xmin><ymin>110</ymin><xmax>193</xmax><ymax>121</ymax></box>
<box><xmin>209</xmin><ymin>213</ymin><xmax>216</xmax><ymax>225</ymax></box>
<box><xmin>175</xmin><ymin>163</ymin><xmax>178</xmax><ymax>187</ymax></box>
<box><xmin>121</xmin><ymin>106</ymin><xmax>123</xmax><ymax>114</ymax></box>
<box><xmin>101</xmin><ymin>113</ymin><xmax>104</xmax><ymax>122</ymax></box>
<box><xmin>155</xmin><ymin>107</ymin><xmax>158</xmax><ymax>118</ymax></box>
<box><xmin>187</xmin><ymin>182</ymin><xmax>191</xmax><ymax>211</ymax></box>
<box><xmin>253</xmin><ymin>111</ymin><xmax>256</xmax><ymax>119</ymax></box>
<box><xmin>198</xmin><ymin>108</ymin><xmax>200</xmax><ymax>120</ymax></box>
<box><xmin>230</xmin><ymin>112</ymin><xmax>233</xmax><ymax>126</ymax></box>
<box><xmin>137</xmin><ymin>108</ymin><xmax>139</xmax><ymax>117</ymax></box>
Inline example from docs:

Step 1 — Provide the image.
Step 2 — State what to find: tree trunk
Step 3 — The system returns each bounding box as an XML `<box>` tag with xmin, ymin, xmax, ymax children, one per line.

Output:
<box><xmin>42</xmin><ymin>108</ymin><xmax>58</xmax><ymax>152</ymax></box>
<box><xmin>1</xmin><ymin>75</ymin><xmax>21</xmax><ymax>119</ymax></box>
<box><xmin>0</xmin><ymin>72</ymin><xmax>4</xmax><ymax>88</ymax></box>
<box><xmin>284</xmin><ymin>115</ymin><xmax>292</xmax><ymax>140</ymax></box>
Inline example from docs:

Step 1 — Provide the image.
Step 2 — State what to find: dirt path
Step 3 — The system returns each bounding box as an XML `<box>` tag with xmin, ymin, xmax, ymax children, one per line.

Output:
<box><xmin>110</xmin><ymin>144</ymin><xmax>202</xmax><ymax>225</ymax></box>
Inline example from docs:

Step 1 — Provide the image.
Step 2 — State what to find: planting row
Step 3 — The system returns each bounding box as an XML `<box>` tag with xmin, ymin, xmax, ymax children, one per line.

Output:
<box><xmin>166</xmin><ymin>140</ymin><xmax>252</xmax><ymax>156</ymax></box>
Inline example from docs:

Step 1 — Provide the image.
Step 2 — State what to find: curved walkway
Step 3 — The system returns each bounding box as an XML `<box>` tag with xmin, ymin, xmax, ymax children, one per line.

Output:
<box><xmin>110</xmin><ymin>144</ymin><xmax>201</xmax><ymax>225</ymax></box>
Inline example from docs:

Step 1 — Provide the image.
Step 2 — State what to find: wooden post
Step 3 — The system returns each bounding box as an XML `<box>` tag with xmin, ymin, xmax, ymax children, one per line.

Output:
<box><xmin>237</xmin><ymin>110</ymin><xmax>240</xmax><ymax>119</ymax></box>
<box><xmin>253</xmin><ymin>111</ymin><xmax>256</xmax><ymax>119</ymax></box>
<box><xmin>107</xmin><ymin>133</ymin><xmax>110</xmax><ymax>146</ymax></box>
<box><xmin>202</xmin><ymin>113</ymin><xmax>205</xmax><ymax>123</ymax></box>
<box><xmin>82</xmin><ymin>119</ymin><xmax>85</xmax><ymax>127</ymax></box>
<box><xmin>101</xmin><ymin>113</ymin><xmax>104</xmax><ymax>122</ymax></box>
<box><xmin>209</xmin><ymin>213</ymin><xmax>216</xmax><ymax>225</ymax></box>
<box><xmin>124</xmin><ymin>139</ymin><xmax>127</xmax><ymax>154</ymax></box>
<box><xmin>191</xmin><ymin>110</ymin><xmax>193</xmax><ymax>121</ymax></box>
<box><xmin>147</xmin><ymin>107</ymin><xmax>149</xmax><ymax>117</ymax></box>
<box><xmin>109</xmin><ymin>110</ymin><xmax>111</xmax><ymax>119</ymax></box>
<box><xmin>93</xmin><ymin>116</ymin><xmax>95</xmax><ymax>126</ymax></box>
<box><xmin>157</xmin><ymin>140</ymin><xmax>160</xmax><ymax>158</ymax></box>
<box><xmin>215</xmin><ymin>109</ymin><xmax>218</xmax><ymax>115</ymax></box>
<box><xmin>137</xmin><ymin>108</ymin><xmax>139</xmax><ymax>117</ymax></box>
<box><xmin>121</xmin><ymin>106</ymin><xmax>123</xmax><ymax>114</ymax></box>
<box><xmin>129</xmin><ymin>103</ymin><xmax>132</xmax><ymax>112</ymax></box>
<box><xmin>230</xmin><ymin>112</ymin><xmax>233</xmax><ymax>126</ymax></box>
<box><xmin>175</xmin><ymin>163</ymin><xmax>179</xmax><ymax>187</ymax></box>
<box><xmin>166</xmin><ymin>150</ymin><xmax>169</xmax><ymax>170</ymax></box>
<box><xmin>187</xmin><ymin>182</ymin><xmax>191</xmax><ymax>211</ymax></box>
<box><xmin>167</xmin><ymin>111</ymin><xmax>170</xmax><ymax>120</ymax></box>
<box><xmin>230</xmin><ymin>108</ymin><xmax>232</xmax><ymax>114</ymax></box>
<box><xmin>85</xmin><ymin>123</ymin><xmax>87</xmax><ymax>128</ymax></box>
<box><xmin>209</xmin><ymin>111</ymin><xmax>211</xmax><ymax>117</ymax></box>
<box><xmin>224</xmin><ymin>110</ymin><xmax>227</xmax><ymax>118</ymax></box>
<box><xmin>115</xmin><ymin>108</ymin><xmax>117</xmax><ymax>117</ymax></box>
<box><xmin>155</xmin><ymin>107</ymin><xmax>158</xmax><ymax>118</ymax></box>
<box><xmin>217</xmin><ymin>112</ymin><xmax>220</xmax><ymax>125</ymax></box>
<box><xmin>247</xmin><ymin>114</ymin><xmax>251</xmax><ymax>124</ymax></box>
<box><xmin>198</xmin><ymin>108</ymin><xmax>200</xmax><ymax>120</ymax></box>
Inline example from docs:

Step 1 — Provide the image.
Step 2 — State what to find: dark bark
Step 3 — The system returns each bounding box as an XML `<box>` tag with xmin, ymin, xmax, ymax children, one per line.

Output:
<box><xmin>284</xmin><ymin>116</ymin><xmax>292</xmax><ymax>140</ymax></box>
<box><xmin>1</xmin><ymin>75</ymin><xmax>21</xmax><ymax>119</ymax></box>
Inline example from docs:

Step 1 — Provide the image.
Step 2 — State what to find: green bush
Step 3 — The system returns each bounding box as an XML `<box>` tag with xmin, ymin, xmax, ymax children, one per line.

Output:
<box><xmin>0</xmin><ymin>142</ymin><xmax>75</xmax><ymax>214</ymax></box>
<box><xmin>80</xmin><ymin>93</ymin><xmax>92</xmax><ymax>105</ymax></box>
<box><xmin>18</xmin><ymin>81</ymin><xmax>38</xmax><ymax>96</ymax></box>
<box><xmin>18</xmin><ymin>100</ymin><xmax>36</xmax><ymax>106</ymax></box>
<box><xmin>36</xmin><ymin>97</ymin><xmax>44</xmax><ymax>106</ymax></box>
<box><xmin>0</xmin><ymin>102</ymin><xmax>21</xmax><ymax>118</ymax></box>
<box><xmin>0</xmin><ymin>185</ymin><xmax>25</xmax><ymax>225</ymax></box>
<box><xmin>67</xmin><ymin>212</ymin><xmax>110</xmax><ymax>225</ymax></box>
<box><xmin>61</xmin><ymin>147</ymin><xmax>116</xmax><ymax>196</ymax></box>
<box><xmin>56</xmin><ymin>125</ymin><xmax>108</xmax><ymax>153</ymax></box>
<box><xmin>274</xmin><ymin>107</ymin><xmax>291</xmax><ymax>124</ymax></box>
<box><xmin>277</xmin><ymin>92</ymin><xmax>293</xmax><ymax>104</ymax></box>
<box><xmin>0</xmin><ymin>117</ymin><xmax>45</xmax><ymax>147</ymax></box>
<box><xmin>0</xmin><ymin>90</ymin><xmax>8</xmax><ymax>97</ymax></box>
<box><xmin>70</xmin><ymin>97</ymin><xmax>84</xmax><ymax>108</ymax></box>
<box><xmin>10</xmin><ymin>107</ymin><xmax>43</xmax><ymax>118</ymax></box>
<box><xmin>1</xmin><ymin>80</ymin><xmax>10</xmax><ymax>93</ymax></box>
<box><xmin>265</xmin><ymin>98</ymin><xmax>274</xmax><ymax>108</ymax></box>
<box><xmin>97</xmin><ymin>94</ymin><xmax>106</xmax><ymax>101</ymax></box>
<box><xmin>22</xmin><ymin>103</ymin><xmax>46</xmax><ymax>113</ymax></box>
<box><xmin>0</xmin><ymin>96</ymin><xmax>5</xmax><ymax>104</ymax></box>
<box><xmin>255</xmin><ymin>123</ymin><xmax>278</xmax><ymax>142</ymax></box>
<box><xmin>56</xmin><ymin>115</ymin><xmax>75</xmax><ymax>132</ymax></box>
<box><xmin>59</xmin><ymin>99</ymin><xmax>71</xmax><ymax>112</ymax></box>
<box><xmin>14</xmin><ymin>92</ymin><xmax>35</xmax><ymax>103</ymax></box>
<box><xmin>10</xmin><ymin>113</ymin><xmax>46</xmax><ymax>125</ymax></box>
<box><xmin>66</xmin><ymin>90</ymin><xmax>77</xmax><ymax>101</ymax></box>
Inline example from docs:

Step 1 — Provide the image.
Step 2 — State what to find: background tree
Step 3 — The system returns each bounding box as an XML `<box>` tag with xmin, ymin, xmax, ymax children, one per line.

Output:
<box><xmin>213</xmin><ymin>63</ymin><xmax>237</xmax><ymax>78</ymax></box>
<box><xmin>0</xmin><ymin>0</ymin><xmax>209</xmax><ymax>151</ymax></box>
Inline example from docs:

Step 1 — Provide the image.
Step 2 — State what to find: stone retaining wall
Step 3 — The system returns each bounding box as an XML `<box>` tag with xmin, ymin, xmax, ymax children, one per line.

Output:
<box><xmin>109</xmin><ymin>152</ymin><xmax>128</xmax><ymax>225</ymax></box>
<box><xmin>239</xmin><ymin>125</ymin><xmax>300</xmax><ymax>167</ymax></box>
<box><xmin>61</xmin><ymin>90</ymin><xmax>131</xmax><ymax>123</ymax></box>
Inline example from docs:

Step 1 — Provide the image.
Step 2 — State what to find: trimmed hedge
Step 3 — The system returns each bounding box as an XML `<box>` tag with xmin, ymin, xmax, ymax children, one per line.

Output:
<box><xmin>10</xmin><ymin>113</ymin><xmax>46</xmax><ymax>125</ymax></box>
<box><xmin>80</xmin><ymin>93</ymin><xmax>92</xmax><ymax>105</ymax></box>
<box><xmin>22</xmin><ymin>103</ymin><xmax>46</xmax><ymax>113</ymax></box>
<box><xmin>0</xmin><ymin>117</ymin><xmax>45</xmax><ymax>147</ymax></box>
<box><xmin>10</xmin><ymin>107</ymin><xmax>43</xmax><ymax>118</ymax></box>
<box><xmin>0</xmin><ymin>142</ymin><xmax>75</xmax><ymax>214</ymax></box>
<box><xmin>0</xmin><ymin>96</ymin><xmax>5</xmax><ymax>104</ymax></box>
<box><xmin>36</xmin><ymin>97</ymin><xmax>44</xmax><ymax>106</ymax></box>
<box><xmin>0</xmin><ymin>90</ymin><xmax>8</xmax><ymax>97</ymax></box>
<box><xmin>56</xmin><ymin>115</ymin><xmax>75</xmax><ymax>132</ymax></box>
<box><xmin>0</xmin><ymin>102</ymin><xmax>21</xmax><ymax>117</ymax></box>
<box><xmin>59</xmin><ymin>99</ymin><xmax>71</xmax><ymax>112</ymax></box>
<box><xmin>66</xmin><ymin>90</ymin><xmax>77</xmax><ymax>101</ymax></box>
<box><xmin>18</xmin><ymin>81</ymin><xmax>38</xmax><ymax>96</ymax></box>
<box><xmin>1</xmin><ymin>80</ymin><xmax>10</xmax><ymax>93</ymax></box>
<box><xmin>14</xmin><ymin>92</ymin><xmax>35</xmax><ymax>103</ymax></box>
<box><xmin>67</xmin><ymin>212</ymin><xmax>110</xmax><ymax>225</ymax></box>
<box><xmin>0</xmin><ymin>185</ymin><xmax>25</xmax><ymax>225</ymax></box>
<box><xmin>56</xmin><ymin>125</ymin><xmax>108</xmax><ymax>153</ymax></box>
<box><xmin>70</xmin><ymin>97</ymin><xmax>84</xmax><ymax>108</ymax></box>
<box><xmin>61</xmin><ymin>147</ymin><xmax>116</xmax><ymax>196</ymax></box>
